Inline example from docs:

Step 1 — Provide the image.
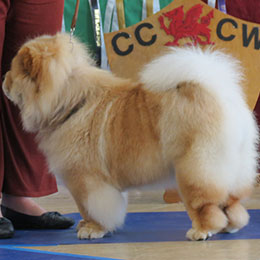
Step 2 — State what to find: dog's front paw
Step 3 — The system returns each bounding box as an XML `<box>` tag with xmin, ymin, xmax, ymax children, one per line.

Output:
<box><xmin>186</xmin><ymin>228</ymin><xmax>212</xmax><ymax>241</ymax></box>
<box><xmin>76</xmin><ymin>219</ymin><xmax>87</xmax><ymax>231</ymax></box>
<box><xmin>77</xmin><ymin>220</ymin><xmax>107</xmax><ymax>239</ymax></box>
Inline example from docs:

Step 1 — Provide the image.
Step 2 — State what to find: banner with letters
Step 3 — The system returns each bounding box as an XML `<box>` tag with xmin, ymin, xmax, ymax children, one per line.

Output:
<box><xmin>104</xmin><ymin>0</ymin><xmax>260</xmax><ymax>110</ymax></box>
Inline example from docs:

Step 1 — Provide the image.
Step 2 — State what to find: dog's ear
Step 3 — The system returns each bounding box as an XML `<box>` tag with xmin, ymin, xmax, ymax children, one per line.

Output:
<box><xmin>18</xmin><ymin>46</ymin><xmax>42</xmax><ymax>80</ymax></box>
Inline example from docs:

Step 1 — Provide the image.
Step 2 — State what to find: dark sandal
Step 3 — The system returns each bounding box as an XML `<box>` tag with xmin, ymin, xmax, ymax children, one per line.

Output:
<box><xmin>1</xmin><ymin>205</ymin><xmax>75</xmax><ymax>230</ymax></box>
<box><xmin>0</xmin><ymin>217</ymin><xmax>14</xmax><ymax>238</ymax></box>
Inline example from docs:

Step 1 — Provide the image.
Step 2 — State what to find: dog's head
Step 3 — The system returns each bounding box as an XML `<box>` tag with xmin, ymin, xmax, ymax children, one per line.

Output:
<box><xmin>3</xmin><ymin>33</ymin><xmax>93</xmax><ymax>132</ymax></box>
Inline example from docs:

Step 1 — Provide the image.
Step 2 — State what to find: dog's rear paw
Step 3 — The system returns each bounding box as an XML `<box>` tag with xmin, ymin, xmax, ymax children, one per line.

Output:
<box><xmin>77</xmin><ymin>220</ymin><xmax>107</xmax><ymax>239</ymax></box>
<box><xmin>222</xmin><ymin>226</ymin><xmax>239</xmax><ymax>234</ymax></box>
<box><xmin>186</xmin><ymin>228</ymin><xmax>212</xmax><ymax>241</ymax></box>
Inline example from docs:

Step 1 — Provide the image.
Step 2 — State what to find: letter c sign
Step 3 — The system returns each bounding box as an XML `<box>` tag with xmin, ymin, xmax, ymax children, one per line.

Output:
<box><xmin>111</xmin><ymin>23</ymin><xmax>157</xmax><ymax>56</ymax></box>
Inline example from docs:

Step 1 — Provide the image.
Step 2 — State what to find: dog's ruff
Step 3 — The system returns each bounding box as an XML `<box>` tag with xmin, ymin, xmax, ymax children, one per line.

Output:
<box><xmin>3</xmin><ymin>33</ymin><xmax>258</xmax><ymax>241</ymax></box>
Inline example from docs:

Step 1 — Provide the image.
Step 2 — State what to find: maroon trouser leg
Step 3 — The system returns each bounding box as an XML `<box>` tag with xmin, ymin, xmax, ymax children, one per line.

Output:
<box><xmin>0</xmin><ymin>0</ymin><xmax>64</xmax><ymax>197</ymax></box>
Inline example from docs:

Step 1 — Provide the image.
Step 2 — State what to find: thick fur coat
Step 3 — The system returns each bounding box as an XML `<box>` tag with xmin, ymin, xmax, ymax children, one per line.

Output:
<box><xmin>3</xmin><ymin>33</ymin><xmax>259</xmax><ymax>240</ymax></box>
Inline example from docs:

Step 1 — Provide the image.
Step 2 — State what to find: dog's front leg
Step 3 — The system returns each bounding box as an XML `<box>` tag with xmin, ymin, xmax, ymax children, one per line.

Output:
<box><xmin>63</xmin><ymin>173</ymin><xmax>128</xmax><ymax>239</ymax></box>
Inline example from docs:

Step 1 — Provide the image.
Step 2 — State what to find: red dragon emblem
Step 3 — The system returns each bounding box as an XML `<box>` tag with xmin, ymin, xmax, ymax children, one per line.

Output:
<box><xmin>158</xmin><ymin>4</ymin><xmax>214</xmax><ymax>46</ymax></box>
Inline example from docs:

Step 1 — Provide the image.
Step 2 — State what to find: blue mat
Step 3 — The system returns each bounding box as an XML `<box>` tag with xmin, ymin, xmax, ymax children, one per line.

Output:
<box><xmin>0</xmin><ymin>246</ymin><xmax>121</xmax><ymax>260</ymax></box>
<box><xmin>1</xmin><ymin>210</ymin><xmax>260</xmax><ymax>246</ymax></box>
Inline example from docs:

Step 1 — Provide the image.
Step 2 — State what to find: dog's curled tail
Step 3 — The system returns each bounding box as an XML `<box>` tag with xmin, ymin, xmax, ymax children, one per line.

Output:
<box><xmin>139</xmin><ymin>47</ymin><xmax>245</xmax><ymax>103</ymax></box>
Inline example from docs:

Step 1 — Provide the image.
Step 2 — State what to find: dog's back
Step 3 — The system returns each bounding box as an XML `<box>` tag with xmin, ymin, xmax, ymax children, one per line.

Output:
<box><xmin>140</xmin><ymin>47</ymin><xmax>258</xmax><ymax>194</ymax></box>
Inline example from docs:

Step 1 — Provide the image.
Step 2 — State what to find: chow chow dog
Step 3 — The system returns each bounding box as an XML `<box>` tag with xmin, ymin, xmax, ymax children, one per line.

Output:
<box><xmin>3</xmin><ymin>33</ymin><xmax>258</xmax><ymax>241</ymax></box>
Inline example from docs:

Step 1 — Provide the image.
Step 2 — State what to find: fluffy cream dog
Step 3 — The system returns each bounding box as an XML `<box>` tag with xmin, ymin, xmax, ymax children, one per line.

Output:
<box><xmin>3</xmin><ymin>33</ymin><xmax>258</xmax><ymax>241</ymax></box>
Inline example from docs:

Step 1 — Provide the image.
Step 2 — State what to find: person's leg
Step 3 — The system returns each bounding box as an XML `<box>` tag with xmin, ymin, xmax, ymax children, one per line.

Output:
<box><xmin>0</xmin><ymin>0</ymin><xmax>65</xmax><ymax>216</ymax></box>
<box><xmin>1</xmin><ymin>195</ymin><xmax>46</xmax><ymax>216</ymax></box>
<box><xmin>1</xmin><ymin>0</ymin><xmax>65</xmax><ymax>197</ymax></box>
<box><xmin>0</xmin><ymin>0</ymin><xmax>74</xmax><ymax>234</ymax></box>
<box><xmin>0</xmin><ymin>0</ymin><xmax>15</xmax><ymax>238</ymax></box>
<box><xmin>0</xmin><ymin>0</ymin><xmax>10</xmax><ymax>213</ymax></box>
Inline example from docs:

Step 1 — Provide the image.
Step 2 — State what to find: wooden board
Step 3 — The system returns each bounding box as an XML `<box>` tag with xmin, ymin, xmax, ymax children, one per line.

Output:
<box><xmin>104</xmin><ymin>0</ymin><xmax>260</xmax><ymax>109</ymax></box>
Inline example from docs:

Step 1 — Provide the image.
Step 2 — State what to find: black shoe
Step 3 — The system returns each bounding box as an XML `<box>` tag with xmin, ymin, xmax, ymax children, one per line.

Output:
<box><xmin>1</xmin><ymin>205</ymin><xmax>75</xmax><ymax>230</ymax></box>
<box><xmin>0</xmin><ymin>217</ymin><xmax>14</xmax><ymax>238</ymax></box>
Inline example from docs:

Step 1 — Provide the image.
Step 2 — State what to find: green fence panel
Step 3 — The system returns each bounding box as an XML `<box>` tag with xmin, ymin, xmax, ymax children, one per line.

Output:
<box><xmin>64</xmin><ymin>0</ymin><xmax>174</xmax><ymax>53</ymax></box>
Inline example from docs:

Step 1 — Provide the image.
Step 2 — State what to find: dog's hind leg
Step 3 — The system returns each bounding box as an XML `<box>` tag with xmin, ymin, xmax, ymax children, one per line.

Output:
<box><xmin>222</xmin><ymin>196</ymin><xmax>249</xmax><ymax>234</ymax></box>
<box><xmin>175</xmin><ymin>166</ymin><xmax>229</xmax><ymax>241</ymax></box>
<box><xmin>184</xmin><ymin>203</ymin><xmax>228</xmax><ymax>241</ymax></box>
